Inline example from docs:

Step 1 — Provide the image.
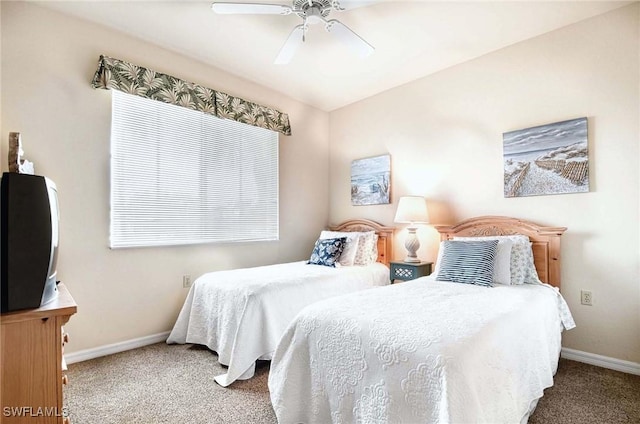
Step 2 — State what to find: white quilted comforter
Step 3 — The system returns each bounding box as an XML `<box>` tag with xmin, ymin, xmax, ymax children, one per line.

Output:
<box><xmin>269</xmin><ymin>276</ymin><xmax>575</xmax><ymax>424</ymax></box>
<box><xmin>166</xmin><ymin>261</ymin><xmax>389</xmax><ymax>387</ymax></box>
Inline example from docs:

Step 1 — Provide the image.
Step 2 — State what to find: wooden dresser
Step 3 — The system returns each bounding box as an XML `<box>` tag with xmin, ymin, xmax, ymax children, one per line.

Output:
<box><xmin>1</xmin><ymin>283</ymin><xmax>77</xmax><ymax>423</ymax></box>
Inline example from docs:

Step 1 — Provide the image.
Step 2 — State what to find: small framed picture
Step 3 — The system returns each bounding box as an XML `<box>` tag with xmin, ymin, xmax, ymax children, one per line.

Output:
<box><xmin>351</xmin><ymin>154</ymin><xmax>390</xmax><ymax>206</ymax></box>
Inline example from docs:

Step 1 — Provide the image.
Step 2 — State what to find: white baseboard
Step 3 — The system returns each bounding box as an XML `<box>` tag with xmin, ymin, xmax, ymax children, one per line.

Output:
<box><xmin>65</xmin><ymin>331</ymin><xmax>170</xmax><ymax>365</ymax></box>
<box><xmin>561</xmin><ymin>347</ymin><xmax>640</xmax><ymax>376</ymax></box>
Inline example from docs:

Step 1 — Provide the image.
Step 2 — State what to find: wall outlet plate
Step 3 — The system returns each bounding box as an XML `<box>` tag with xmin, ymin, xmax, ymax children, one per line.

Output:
<box><xmin>580</xmin><ymin>290</ymin><xmax>592</xmax><ymax>306</ymax></box>
<box><xmin>182</xmin><ymin>275</ymin><xmax>192</xmax><ymax>288</ymax></box>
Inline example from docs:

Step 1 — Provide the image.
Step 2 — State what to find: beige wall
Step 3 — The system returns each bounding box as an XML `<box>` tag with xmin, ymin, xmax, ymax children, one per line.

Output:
<box><xmin>1</xmin><ymin>2</ymin><xmax>330</xmax><ymax>353</ymax></box>
<box><xmin>329</xmin><ymin>4</ymin><xmax>640</xmax><ymax>363</ymax></box>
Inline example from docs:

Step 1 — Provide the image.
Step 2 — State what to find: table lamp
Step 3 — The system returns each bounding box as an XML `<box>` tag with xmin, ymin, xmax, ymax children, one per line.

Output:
<box><xmin>394</xmin><ymin>196</ymin><xmax>429</xmax><ymax>263</ymax></box>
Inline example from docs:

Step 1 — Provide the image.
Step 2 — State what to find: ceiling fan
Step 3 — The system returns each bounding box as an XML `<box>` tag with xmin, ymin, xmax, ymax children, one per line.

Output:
<box><xmin>211</xmin><ymin>0</ymin><xmax>375</xmax><ymax>64</ymax></box>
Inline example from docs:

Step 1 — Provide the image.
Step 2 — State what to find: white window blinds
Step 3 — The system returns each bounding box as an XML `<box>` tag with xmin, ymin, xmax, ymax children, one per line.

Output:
<box><xmin>110</xmin><ymin>90</ymin><xmax>279</xmax><ymax>248</ymax></box>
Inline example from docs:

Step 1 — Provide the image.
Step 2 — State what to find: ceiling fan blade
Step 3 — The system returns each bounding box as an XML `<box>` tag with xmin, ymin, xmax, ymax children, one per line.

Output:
<box><xmin>325</xmin><ymin>19</ymin><xmax>374</xmax><ymax>58</ymax></box>
<box><xmin>274</xmin><ymin>25</ymin><xmax>305</xmax><ymax>65</ymax></box>
<box><xmin>211</xmin><ymin>2</ymin><xmax>292</xmax><ymax>15</ymax></box>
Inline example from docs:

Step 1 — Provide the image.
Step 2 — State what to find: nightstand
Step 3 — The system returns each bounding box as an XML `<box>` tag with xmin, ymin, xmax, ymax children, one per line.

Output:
<box><xmin>390</xmin><ymin>261</ymin><xmax>433</xmax><ymax>283</ymax></box>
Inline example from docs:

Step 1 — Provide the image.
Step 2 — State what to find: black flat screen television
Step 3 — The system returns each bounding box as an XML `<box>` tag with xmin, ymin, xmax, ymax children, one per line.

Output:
<box><xmin>1</xmin><ymin>172</ymin><xmax>60</xmax><ymax>312</ymax></box>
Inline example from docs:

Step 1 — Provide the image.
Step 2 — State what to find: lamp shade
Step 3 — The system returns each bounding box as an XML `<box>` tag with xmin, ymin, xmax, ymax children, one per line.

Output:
<box><xmin>394</xmin><ymin>196</ymin><xmax>429</xmax><ymax>224</ymax></box>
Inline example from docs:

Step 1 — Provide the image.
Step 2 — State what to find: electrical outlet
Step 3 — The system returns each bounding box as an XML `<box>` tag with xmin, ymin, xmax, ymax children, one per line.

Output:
<box><xmin>580</xmin><ymin>290</ymin><xmax>592</xmax><ymax>306</ymax></box>
<box><xmin>182</xmin><ymin>275</ymin><xmax>192</xmax><ymax>289</ymax></box>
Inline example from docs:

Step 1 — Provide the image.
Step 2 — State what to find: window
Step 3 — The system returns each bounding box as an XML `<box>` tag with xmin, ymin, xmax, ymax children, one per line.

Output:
<box><xmin>110</xmin><ymin>90</ymin><xmax>278</xmax><ymax>248</ymax></box>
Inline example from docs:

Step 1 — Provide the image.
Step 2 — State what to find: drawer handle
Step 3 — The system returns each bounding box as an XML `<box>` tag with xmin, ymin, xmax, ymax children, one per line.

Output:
<box><xmin>63</xmin><ymin>417</ymin><xmax>71</xmax><ymax>424</ymax></box>
<box><xmin>62</xmin><ymin>374</ymin><xmax>69</xmax><ymax>385</ymax></box>
<box><xmin>63</xmin><ymin>333</ymin><xmax>70</xmax><ymax>344</ymax></box>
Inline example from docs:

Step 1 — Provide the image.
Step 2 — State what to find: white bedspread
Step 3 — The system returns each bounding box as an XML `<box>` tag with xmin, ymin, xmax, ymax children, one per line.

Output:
<box><xmin>166</xmin><ymin>261</ymin><xmax>389</xmax><ymax>387</ymax></box>
<box><xmin>269</xmin><ymin>276</ymin><xmax>575</xmax><ymax>424</ymax></box>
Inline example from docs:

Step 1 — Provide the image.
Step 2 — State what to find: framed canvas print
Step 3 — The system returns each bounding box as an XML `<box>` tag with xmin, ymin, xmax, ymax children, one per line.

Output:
<box><xmin>351</xmin><ymin>154</ymin><xmax>390</xmax><ymax>206</ymax></box>
<box><xmin>503</xmin><ymin>117</ymin><xmax>589</xmax><ymax>198</ymax></box>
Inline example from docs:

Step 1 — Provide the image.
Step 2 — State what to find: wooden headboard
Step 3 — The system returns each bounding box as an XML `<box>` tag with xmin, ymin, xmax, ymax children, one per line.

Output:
<box><xmin>434</xmin><ymin>216</ymin><xmax>566</xmax><ymax>288</ymax></box>
<box><xmin>328</xmin><ymin>219</ymin><xmax>395</xmax><ymax>267</ymax></box>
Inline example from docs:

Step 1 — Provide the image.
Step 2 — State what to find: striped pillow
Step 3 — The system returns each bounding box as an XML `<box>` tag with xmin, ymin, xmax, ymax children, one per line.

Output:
<box><xmin>453</xmin><ymin>235</ymin><xmax>530</xmax><ymax>285</ymax></box>
<box><xmin>435</xmin><ymin>240</ymin><xmax>499</xmax><ymax>287</ymax></box>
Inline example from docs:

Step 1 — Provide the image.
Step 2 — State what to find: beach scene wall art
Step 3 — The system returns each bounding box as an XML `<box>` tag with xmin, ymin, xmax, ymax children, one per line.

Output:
<box><xmin>503</xmin><ymin>117</ymin><xmax>589</xmax><ymax>198</ymax></box>
<box><xmin>351</xmin><ymin>154</ymin><xmax>391</xmax><ymax>206</ymax></box>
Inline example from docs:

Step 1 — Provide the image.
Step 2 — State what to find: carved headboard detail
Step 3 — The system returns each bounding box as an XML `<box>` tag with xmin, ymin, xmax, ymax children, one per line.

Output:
<box><xmin>434</xmin><ymin>216</ymin><xmax>566</xmax><ymax>288</ymax></box>
<box><xmin>466</xmin><ymin>226</ymin><xmax>520</xmax><ymax>237</ymax></box>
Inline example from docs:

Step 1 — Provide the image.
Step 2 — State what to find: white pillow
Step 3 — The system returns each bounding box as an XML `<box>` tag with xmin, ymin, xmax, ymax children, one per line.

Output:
<box><xmin>320</xmin><ymin>230</ymin><xmax>360</xmax><ymax>266</ymax></box>
<box><xmin>433</xmin><ymin>238</ymin><xmax>513</xmax><ymax>285</ymax></box>
<box><xmin>453</xmin><ymin>235</ymin><xmax>530</xmax><ymax>285</ymax></box>
<box><xmin>370</xmin><ymin>234</ymin><xmax>379</xmax><ymax>263</ymax></box>
<box><xmin>353</xmin><ymin>231</ymin><xmax>377</xmax><ymax>266</ymax></box>
<box><xmin>523</xmin><ymin>242</ymin><xmax>542</xmax><ymax>284</ymax></box>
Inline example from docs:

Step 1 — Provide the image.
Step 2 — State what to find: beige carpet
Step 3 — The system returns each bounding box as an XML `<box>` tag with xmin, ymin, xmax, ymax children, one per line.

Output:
<box><xmin>64</xmin><ymin>343</ymin><xmax>640</xmax><ymax>423</ymax></box>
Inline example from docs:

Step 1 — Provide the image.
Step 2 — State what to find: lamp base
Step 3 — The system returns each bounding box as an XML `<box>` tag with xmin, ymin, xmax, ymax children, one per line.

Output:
<box><xmin>403</xmin><ymin>226</ymin><xmax>421</xmax><ymax>264</ymax></box>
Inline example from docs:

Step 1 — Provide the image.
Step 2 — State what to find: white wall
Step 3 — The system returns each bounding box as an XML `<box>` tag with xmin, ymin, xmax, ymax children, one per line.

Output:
<box><xmin>1</xmin><ymin>2</ymin><xmax>330</xmax><ymax>353</ymax></box>
<box><xmin>329</xmin><ymin>4</ymin><xmax>640</xmax><ymax>363</ymax></box>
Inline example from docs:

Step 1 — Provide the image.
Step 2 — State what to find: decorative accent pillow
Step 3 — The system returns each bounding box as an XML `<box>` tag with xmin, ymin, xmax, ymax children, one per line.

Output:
<box><xmin>353</xmin><ymin>231</ymin><xmax>377</xmax><ymax>266</ymax></box>
<box><xmin>369</xmin><ymin>234</ymin><xmax>379</xmax><ymax>264</ymax></box>
<box><xmin>523</xmin><ymin>242</ymin><xmax>542</xmax><ymax>284</ymax></box>
<box><xmin>453</xmin><ymin>235</ymin><xmax>530</xmax><ymax>285</ymax></box>
<box><xmin>435</xmin><ymin>240</ymin><xmax>499</xmax><ymax>287</ymax></box>
<box><xmin>319</xmin><ymin>230</ymin><xmax>360</xmax><ymax>266</ymax></box>
<box><xmin>307</xmin><ymin>237</ymin><xmax>347</xmax><ymax>268</ymax></box>
<box><xmin>436</xmin><ymin>238</ymin><xmax>513</xmax><ymax>285</ymax></box>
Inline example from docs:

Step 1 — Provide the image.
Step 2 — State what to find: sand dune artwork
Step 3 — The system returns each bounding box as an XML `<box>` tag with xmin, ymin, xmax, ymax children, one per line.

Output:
<box><xmin>503</xmin><ymin>117</ymin><xmax>589</xmax><ymax>198</ymax></box>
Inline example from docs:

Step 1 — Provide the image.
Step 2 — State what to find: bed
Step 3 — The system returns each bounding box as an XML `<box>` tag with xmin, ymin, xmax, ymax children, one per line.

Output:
<box><xmin>166</xmin><ymin>219</ymin><xmax>394</xmax><ymax>387</ymax></box>
<box><xmin>268</xmin><ymin>216</ymin><xmax>576</xmax><ymax>424</ymax></box>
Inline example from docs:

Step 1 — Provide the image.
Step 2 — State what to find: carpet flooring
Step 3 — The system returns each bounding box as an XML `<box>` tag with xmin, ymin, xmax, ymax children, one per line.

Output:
<box><xmin>64</xmin><ymin>342</ymin><xmax>640</xmax><ymax>423</ymax></box>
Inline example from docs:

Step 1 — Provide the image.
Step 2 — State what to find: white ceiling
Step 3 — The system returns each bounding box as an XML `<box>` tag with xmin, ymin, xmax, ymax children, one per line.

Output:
<box><xmin>34</xmin><ymin>0</ymin><xmax>631</xmax><ymax>111</ymax></box>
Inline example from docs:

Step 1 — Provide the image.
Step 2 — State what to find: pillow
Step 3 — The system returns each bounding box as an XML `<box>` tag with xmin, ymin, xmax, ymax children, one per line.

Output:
<box><xmin>319</xmin><ymin>230</ymin><xmax>360</xmax><ymax>266</ymax></box>
<box><xmin>369</xmin><ymin>234</ymin><xmax>379</xmax><ymax>264</ymax></box>
<box><xmin>307</xmin><ymin>237</ymin><xmax>347</xmax><ymax>268</ymax></box>
<box><xmin>523</xmin><ymin>242</ymin><xmax>542</xmax><ymax>284</ymax></box>
<box><xmin>453</xmin><ymin>235</ymin><xmax>530</xmax><ymax>285</ymax></box>
<box><xmin>436</xmin><ymin>238</ymin><xmax>513</xmax><ymax>285</ymax></box>
<box><xmin>353</xmin><ymin>231</ymin><xmax>377</xmax><ymax>266</ymax></box>
<box><xmin>435</xmin><ymin>240</ymin><xmax>499</xmax><ymax>287</ymax></box>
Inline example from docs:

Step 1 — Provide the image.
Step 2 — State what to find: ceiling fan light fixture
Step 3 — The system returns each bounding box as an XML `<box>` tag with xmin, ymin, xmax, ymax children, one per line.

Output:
<box><xmin>211</xmin><ymin>0</ymin><xmax>374</xmax><ymax>63</ymax></box>
<box><xmin>305</xmin><ymin>7</ymin><xmax>326</xmax><ymax>25</ymax></box>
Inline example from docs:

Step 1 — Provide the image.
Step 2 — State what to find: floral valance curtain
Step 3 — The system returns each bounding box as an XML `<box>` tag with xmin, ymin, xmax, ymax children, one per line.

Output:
<box><xmin>91</xmin><ymin>55</ymin><xmax>292</xmax><ymax>136</ymax></box>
